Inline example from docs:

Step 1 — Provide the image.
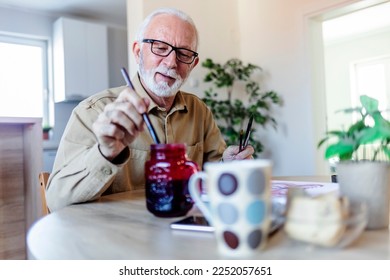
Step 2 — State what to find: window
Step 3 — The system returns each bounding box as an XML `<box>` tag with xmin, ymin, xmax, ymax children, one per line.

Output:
<box><xmin>0</xmin><ymin>34</ymin><xmax>51</xmax><ymax>125</ymax></box>
<box><xmin>350</xmin><ymin>56</ymin><xmax>390</xmax><ymax>160</ymax></box>
<box><xmin>350</xmin><ymin>56</ymin><xmax>390</xmax><ymax>121</ymax></box>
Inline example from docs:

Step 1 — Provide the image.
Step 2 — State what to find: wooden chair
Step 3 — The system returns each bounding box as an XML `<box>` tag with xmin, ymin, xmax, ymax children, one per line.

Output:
<box><xmin>39</xmin><ymin>172</ymin><xmax>50</xmax><ymax>216</ymax></box>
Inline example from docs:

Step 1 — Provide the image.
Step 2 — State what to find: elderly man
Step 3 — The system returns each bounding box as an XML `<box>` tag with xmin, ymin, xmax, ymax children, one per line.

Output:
<box><xmin>46</xmin><ymin>7</ymin><xmax>254</xmax><ymax>211</ymax></box>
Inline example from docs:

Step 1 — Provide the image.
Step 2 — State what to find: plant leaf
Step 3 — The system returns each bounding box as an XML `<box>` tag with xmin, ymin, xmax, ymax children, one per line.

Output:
<box><xmin>325</xmin><ymin>142</ymin><xmax>354</xmax><ymax>159</ymax></box>
<box><xmin>360</xmin><ymin>95</ymin><xmax>379</xmax><ymax>114</ymax></box>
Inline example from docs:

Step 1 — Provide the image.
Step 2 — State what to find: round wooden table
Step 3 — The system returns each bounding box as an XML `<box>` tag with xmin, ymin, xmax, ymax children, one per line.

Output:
<box><xmin>27</xmin><ymin>180</ymin><xmax>390</xmax><ymax>259</ymax></box>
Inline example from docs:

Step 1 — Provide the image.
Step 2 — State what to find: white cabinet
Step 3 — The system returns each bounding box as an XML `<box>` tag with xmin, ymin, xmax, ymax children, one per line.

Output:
<box><xmin>53</xmin><ymin>17</ymin><xmax>109</xmax><ymax>102</ymax></box>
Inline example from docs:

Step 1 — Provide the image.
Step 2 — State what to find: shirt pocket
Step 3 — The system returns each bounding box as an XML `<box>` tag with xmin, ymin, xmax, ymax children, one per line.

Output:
<box><xmin>186</xmin><ymin>141</ymin><xmax>204</xmax><ymax>170</ymax></box>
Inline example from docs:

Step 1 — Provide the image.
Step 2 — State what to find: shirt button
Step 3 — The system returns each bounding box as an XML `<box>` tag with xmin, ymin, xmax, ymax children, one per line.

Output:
<box><xmin>102</xmin><ymin>167</ymin><xmax>112</xmax><ymax>175</ymax></box>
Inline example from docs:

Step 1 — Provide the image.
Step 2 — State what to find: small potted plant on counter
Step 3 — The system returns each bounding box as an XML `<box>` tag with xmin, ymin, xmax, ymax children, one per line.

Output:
<box><xmin>317</xmin><ymin>95</ymin><xmax>390</xmax><ymax>229</ymax></box>
<box><xmin>42</xmin><ymin>124</ymin><xmax>52</xmax><ymax>140</ymax></box>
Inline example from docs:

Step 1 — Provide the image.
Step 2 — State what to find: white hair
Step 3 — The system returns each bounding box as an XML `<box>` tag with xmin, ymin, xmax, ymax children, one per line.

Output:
<box><xmin>135</xmin><ymin>7</ymin><xmax>199</xmax><ymax>50</ymax></box>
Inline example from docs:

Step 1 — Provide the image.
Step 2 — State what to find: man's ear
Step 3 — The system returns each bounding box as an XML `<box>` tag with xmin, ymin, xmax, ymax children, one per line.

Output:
<box><xmin>133</xmin><ymin>41</ymin><xmax>141</xmax><ymax>63</ymax></box>
<box><xmin>191</xmin><ymin>56</ymin><xmax>200</xmax><ymax>69</ymax></box>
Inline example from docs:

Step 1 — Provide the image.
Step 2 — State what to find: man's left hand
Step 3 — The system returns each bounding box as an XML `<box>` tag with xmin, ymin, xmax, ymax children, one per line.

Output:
<box><xmin>222</xmin><ymin>145</ymin><xmax>255</xmax><ymax>161</ymax></box>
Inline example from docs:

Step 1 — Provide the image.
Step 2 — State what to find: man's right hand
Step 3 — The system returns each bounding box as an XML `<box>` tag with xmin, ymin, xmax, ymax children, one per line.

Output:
<box><xmin>92</xmin><ymin>87</ymin><xmax>150</xmax><ymax>161</ymax></box>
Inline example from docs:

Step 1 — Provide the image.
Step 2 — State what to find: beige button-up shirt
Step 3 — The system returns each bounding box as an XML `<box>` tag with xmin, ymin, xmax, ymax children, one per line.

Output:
<box><xmin>46</xmin><ymin>75</ymin><xmax>226</xmax><ymax>211</ymax></box>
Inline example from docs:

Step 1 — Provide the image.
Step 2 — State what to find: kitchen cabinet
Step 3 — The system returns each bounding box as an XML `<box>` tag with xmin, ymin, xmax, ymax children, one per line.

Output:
<box><xmin>53</xmin><ymin>17</ymin><xmax>109</xmax><ymax>102</ymax></box>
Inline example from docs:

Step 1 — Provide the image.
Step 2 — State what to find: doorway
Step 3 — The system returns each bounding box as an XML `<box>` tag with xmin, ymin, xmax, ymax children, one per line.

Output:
<box><xmin>322</xmin><ymin>1</ymin><xmax>390</xmax><ymax>132</ymax></box>
<box><xmin>308</xmin><ymin>0</ymin><xmax>390</xmax><ymax>174</ymax></box>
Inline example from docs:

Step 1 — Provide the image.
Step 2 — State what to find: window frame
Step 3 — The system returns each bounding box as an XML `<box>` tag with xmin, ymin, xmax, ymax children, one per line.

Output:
<box><xmin>350</xmin><ymin>55</ymin><xmax>390</xmax><ymax>119</ymax></box>
<box><xmin>0</xmin><ymin>33</ymin><xmax>51</xmax><ymax>126</ymax></box>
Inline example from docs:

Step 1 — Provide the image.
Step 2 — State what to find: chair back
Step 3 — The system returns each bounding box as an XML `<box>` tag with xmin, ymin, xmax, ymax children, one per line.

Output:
<box><xmin>39</xmin><ymin>172</ymin><xmax>50</xmax><ymax>216</ymax></box>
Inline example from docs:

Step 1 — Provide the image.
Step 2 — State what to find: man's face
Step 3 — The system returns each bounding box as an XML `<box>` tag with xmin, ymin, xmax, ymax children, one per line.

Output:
<box><xmin>134</xmin><ymin>14</ymin><xmax>199</xmax><ymax>97</ymax></box>
<box><xmin>138</xmin><ymin>50</ymin><xmax>184</xmax><ymax>97</ymax></box>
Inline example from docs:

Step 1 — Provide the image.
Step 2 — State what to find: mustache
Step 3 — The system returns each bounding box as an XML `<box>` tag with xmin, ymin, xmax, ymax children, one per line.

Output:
<box><xmin>154</xmin><ymin>65</ymin><xmax>181</xmax><ymax>80</ymax></box>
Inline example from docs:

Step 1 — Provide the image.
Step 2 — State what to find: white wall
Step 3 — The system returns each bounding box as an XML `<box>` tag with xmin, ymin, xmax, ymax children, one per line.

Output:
<box><xmin>0</xmin><ymin>7</ymin><xmax>53</xmax><ymax>37</ymax></box>
<box><xmin>107</xmin><ymin>26</ymin><xmax>129</xmax><ymax>87</ymax></box>
<box><xmin>237</xmin><ymin>0</ymin><xmax>347</xmax><ymax>176</ymax></box>
<box><xmin>238</xmin><ymin>0</ymin><xmax>318</xmax><ymax>176</ymax></box>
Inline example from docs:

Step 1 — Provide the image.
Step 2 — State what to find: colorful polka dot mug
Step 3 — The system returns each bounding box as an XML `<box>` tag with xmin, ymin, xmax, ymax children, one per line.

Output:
<box><xmin>189</xmin><ymin>159</ymin><xmax>272</xmax><ymax>258</ymax></box>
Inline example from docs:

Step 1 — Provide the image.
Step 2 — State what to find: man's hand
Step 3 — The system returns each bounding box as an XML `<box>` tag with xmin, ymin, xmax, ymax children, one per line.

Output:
<box><xmin>92</xmin><ymin>87</ymin><xmax>150</xmax><ymax>161</ymax></box>
<box><xmin>222</xmin><ymin>145</ymin><xmax>255</xmax><ymax>161</ymax></box>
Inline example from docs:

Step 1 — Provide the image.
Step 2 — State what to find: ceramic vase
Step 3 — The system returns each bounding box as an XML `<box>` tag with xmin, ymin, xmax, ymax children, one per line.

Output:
<box><xmin>336</xmin><ymin>161</ymin><xmax>390</xmax><ymax>230</ymax></box>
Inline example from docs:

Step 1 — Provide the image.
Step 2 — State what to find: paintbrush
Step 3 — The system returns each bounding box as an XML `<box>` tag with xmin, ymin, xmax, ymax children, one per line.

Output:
<box><xmin>120</xmin><ymin>67</ymin><xmax>160</xmax><ymax>144</ymax></box>
<box><xmin>242</xmin><ymin>115</ymin><xmax>253</xmax><ymax>150</ymax></box>
<box><xmin>238</xmin><ymin>129</ymin><xmax>244</xmax><ymax>152</ymax></box>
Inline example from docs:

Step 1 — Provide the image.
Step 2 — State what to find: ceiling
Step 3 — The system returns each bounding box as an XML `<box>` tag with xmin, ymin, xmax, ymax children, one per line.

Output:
<box><xmin>0</xmin><ymin>0</ymin><xmax>127</xmax><ymax>26</ymax></box>
<box><xmin>2</xmin><ymin>1</ymin><xmax>389</xmax><ymax>41</ymax></box>
<box><xmin>323</xmin><ymin>1</ymin><xmax>390</xmax><ymax>43</ymax></box>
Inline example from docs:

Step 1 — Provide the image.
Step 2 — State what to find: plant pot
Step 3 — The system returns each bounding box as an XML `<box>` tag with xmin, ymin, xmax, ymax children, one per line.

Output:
<box><xmin>43</xmin><ymin>131</ymin><xmax>50</xmax><ymax>140</ymax></box>
<box><xmin>42</xmin><ymin>127</ymin><xmax>52</xmax><ymax>140</ymax></box>
<box><xmin>336</xmin><ymin>161</ymin><xmax>390</xmax><ymax>230</ymax></box>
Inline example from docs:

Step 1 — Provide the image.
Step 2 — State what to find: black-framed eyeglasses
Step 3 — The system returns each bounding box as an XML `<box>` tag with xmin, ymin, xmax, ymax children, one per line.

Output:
<box><xmin>142</xmin><ymin>39</ymin><xmax>198</xmax><ymax>64</ymax></box>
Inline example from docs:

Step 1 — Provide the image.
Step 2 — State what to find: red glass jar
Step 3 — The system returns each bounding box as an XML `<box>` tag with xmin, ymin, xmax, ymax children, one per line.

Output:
<box><xmin>145</xmin><ymin>144</ymin><xmax>199</xmax><ymax>217</ymax></box>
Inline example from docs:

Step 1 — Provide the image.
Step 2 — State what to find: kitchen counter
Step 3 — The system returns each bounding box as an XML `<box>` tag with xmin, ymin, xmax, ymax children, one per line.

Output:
<box><xmin>0</xmin><ymin>117</ymin><xmax>43</xmax><ymax>259</ymax></box>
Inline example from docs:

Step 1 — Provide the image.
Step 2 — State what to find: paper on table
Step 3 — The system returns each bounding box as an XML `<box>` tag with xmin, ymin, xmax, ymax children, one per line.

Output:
<box><xmin>199</xmin><ymin>180</ymin><xmax>339</xmax><ymax>202</ymax></box>
<box><xmin>272</xmin><ymin>180</ymin><xmax>339</xmax><ymax>198</ymax></box>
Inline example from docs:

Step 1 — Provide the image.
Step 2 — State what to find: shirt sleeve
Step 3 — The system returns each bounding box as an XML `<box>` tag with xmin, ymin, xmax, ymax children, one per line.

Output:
<box><xmin>45</xmin><ymin>99</ymin><xmax>129</xmax><ymax>212</ymax></box>
<box><xmin>202</xmin><ymin>104</ymin><xmax>227</xmax><ymax>164</ymax></box>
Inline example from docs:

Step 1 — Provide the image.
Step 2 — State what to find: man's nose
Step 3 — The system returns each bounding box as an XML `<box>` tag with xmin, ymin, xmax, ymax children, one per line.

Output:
<box><xmin>163</xmin><ymin>49</ymin><xmax>178</xmax><ymax>67</ymax></box>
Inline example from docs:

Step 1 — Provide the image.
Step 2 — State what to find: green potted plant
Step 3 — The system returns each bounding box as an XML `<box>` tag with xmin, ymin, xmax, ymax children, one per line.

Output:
<box><xmin>201</xmin><ymin>58</ymin><xmax>282</xmax><ymax>157</ymax></box>
<box><xmin>42</xmin><ymin>124</ymin><xmax>52</xmax><ymax>140</ymax></box>
<box><xmin>317</xmin><ymin>95</ymin><xmax>390</xmax><ymax>229</ymax></box>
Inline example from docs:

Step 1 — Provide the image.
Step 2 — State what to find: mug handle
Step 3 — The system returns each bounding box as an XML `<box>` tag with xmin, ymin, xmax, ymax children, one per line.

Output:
<box><xmin>188</xmin><ymin>172</ymin><xmax>213</xmax><ymax>225</ymax></box>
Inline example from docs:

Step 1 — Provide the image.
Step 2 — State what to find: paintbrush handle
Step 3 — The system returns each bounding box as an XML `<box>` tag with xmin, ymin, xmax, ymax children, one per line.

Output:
<box><xmin>241</xmin><ymin>115</ymin><xmax>253</xmax><ymax>150</ymax></box>
<box><xmin>239</xmin><ymin>129</ymin><xmax>244</xmax><ymax>152</ymax></box>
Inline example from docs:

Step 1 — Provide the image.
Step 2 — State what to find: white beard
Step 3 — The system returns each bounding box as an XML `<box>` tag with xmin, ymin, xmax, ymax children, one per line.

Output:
<box><xmin>139</xmin><ymin>54</ymin><xmax>187</xmax><ymax>97</ymax></box>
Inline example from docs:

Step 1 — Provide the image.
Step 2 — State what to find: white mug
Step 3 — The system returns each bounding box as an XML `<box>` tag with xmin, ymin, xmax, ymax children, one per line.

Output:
<box><xmin>189</xmin><ymin>159</ymin><xmax>272</xmax><ymax>258</ymax></box>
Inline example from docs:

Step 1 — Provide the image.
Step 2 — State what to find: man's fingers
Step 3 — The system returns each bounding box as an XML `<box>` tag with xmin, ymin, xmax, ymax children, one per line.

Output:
<box><xmin>91</xmin><ymin>88</ymin><xmax>151</xmax><ymax>160</ymax></box>
<box><xmin>237</xmin><ymin>145</ymin><xmax>255</xmax><ymax>159</ymax></box>
<box><xmin>105</xmin><ymin>104</ymin><xmax>143</xmax><ymax>132</ymax></box>
<box><xmin>222</xmin><ymin>145</ymin><xmax>255</xmax><ymax>161</ymax></box>
<box><xmin>116</xmin><ymin>88</ymin><xmax>149</xmax><ymax>114</ymax></box>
